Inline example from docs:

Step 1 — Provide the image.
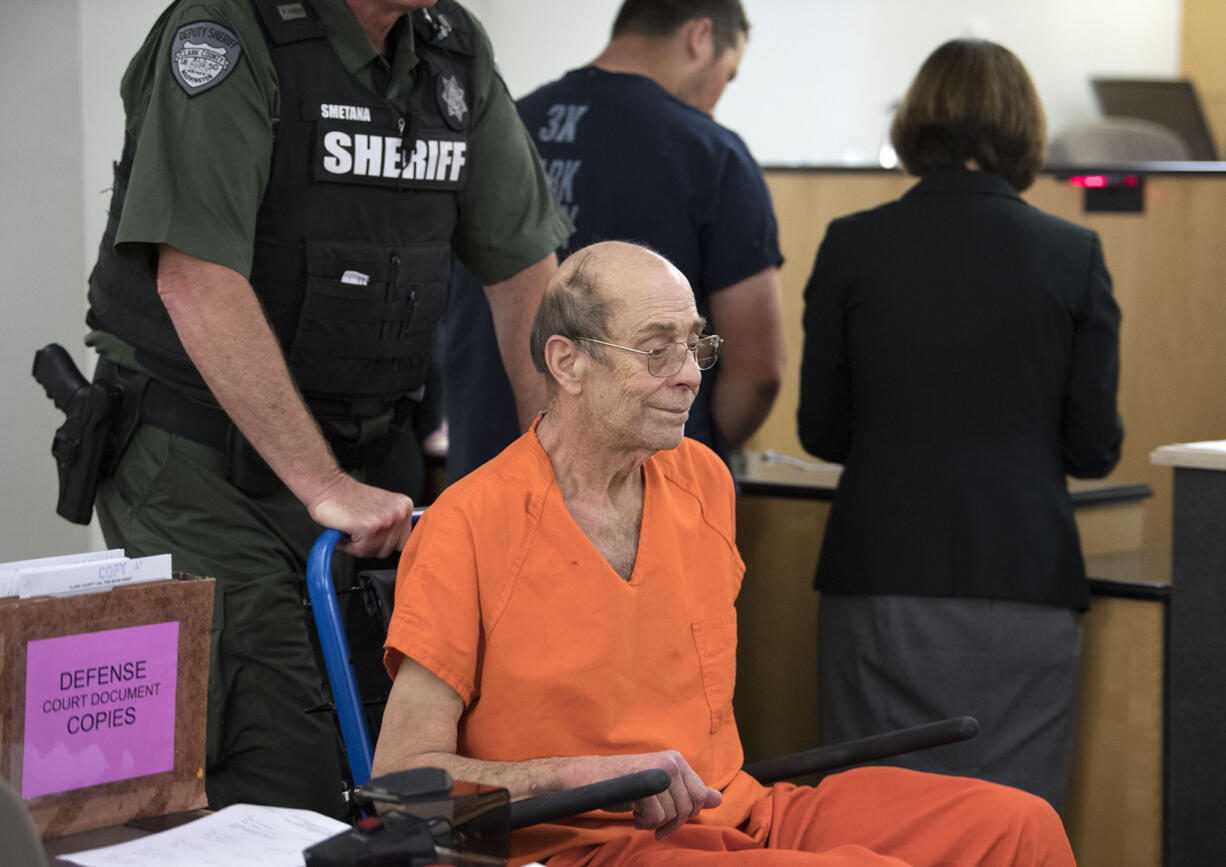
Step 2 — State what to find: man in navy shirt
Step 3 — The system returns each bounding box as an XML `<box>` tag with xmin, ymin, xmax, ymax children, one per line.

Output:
<box><xmin>445</xmin><ymin>0</ymin><xmax>783</xmax><ymax>475</ymax></box>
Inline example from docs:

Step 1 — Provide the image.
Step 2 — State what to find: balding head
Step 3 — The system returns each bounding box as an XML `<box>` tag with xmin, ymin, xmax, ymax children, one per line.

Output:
<box><xmin>530</xmin><ymin>241</ymin><xmax>690</xmax><ymax>387</ymax></box>
<box><xmin>530</xmin><ymin>242</ymin><xmax>706</xmax><ymax>452</ymax></box>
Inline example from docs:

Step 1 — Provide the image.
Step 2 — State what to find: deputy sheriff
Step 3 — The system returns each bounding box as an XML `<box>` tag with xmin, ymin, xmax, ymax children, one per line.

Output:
<box><xmin>83</xmin><ymin>0</ymin><xmax>570</xmax><ymax>818</ymax></box>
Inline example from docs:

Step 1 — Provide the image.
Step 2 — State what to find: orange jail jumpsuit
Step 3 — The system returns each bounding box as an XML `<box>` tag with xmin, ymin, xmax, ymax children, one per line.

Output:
<box><xmin>384</xmin><ymin>424</ymin><xmax>1074</xmax><ymax>866</ymax></box>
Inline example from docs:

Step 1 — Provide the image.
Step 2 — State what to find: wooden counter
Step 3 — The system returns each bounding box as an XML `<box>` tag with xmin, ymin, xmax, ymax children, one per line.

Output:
<box><xmin>731</xmin><ymin>454</ymin><xmax>1164</xmax><ymax>866</ymax></box>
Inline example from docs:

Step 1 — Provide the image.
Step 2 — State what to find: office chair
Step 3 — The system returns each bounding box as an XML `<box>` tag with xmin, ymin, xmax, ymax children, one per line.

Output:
<box><xmin>0</xmin><ymin>777</ymin><xmax>48</xmax><ymax>867</ymax></box>
<box><xmin>306</xmin><ymin>528</ymin><xmax>978</xmax><ymax>800</ymax></box>
<box><xmin>1046</xmin><ymin>116</ymin><xmax>1192</xmax><ymax>164</ymax></box>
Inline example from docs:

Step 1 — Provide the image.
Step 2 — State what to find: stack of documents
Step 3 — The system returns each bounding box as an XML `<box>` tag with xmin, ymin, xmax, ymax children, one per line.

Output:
<box><xmin>56</xmin><ymin>804</ymin><xmax>550</xmax><ymax>867</ymax></box>
<box><xmin>0</xmin><ymin>550</ymin><xmax>172</xmax><ymax>599</ymax></box>
<box><xmin>59</xmin><ymin>804</ymin><xmax>349</xmax><ymax>867</ymax></box>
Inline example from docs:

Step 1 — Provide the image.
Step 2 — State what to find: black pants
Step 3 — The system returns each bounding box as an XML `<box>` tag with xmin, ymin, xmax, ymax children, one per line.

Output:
<box><xmin>97</xmin><ymin>425</ymin><xmax>351</xmax><ymax>817</ymax></box>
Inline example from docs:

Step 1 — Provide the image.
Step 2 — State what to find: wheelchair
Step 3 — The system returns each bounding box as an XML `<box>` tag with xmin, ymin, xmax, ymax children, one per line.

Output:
<box><xmin>304</xmin><ymin>525</ymin><xmax>978</xmax><ymax>862</ymax></box>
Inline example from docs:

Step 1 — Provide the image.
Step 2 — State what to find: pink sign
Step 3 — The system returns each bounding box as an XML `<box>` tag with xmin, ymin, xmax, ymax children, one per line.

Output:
<box><xmin>22</xmin><ymin>621</ymin><xmax>179</xmax><ymax>799</ymax></box>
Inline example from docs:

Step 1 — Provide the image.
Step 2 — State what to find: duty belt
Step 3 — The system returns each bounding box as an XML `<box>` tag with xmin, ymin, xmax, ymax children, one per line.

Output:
<box><xmin>95</xmin><ymin>360</ymin><xmax>413</xmax><ymax>474</ymax></box>
<box><xmin>140</xmin><ymin>375</ymin><xmax>232</xmax><ymax>454</ymax></box>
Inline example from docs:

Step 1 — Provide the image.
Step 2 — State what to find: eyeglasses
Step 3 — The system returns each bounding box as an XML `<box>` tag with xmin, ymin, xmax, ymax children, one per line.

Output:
<box><xmin>577</xmin><ymin>334</ymin><xmax>723</xmax><ymax>377</ymax></box>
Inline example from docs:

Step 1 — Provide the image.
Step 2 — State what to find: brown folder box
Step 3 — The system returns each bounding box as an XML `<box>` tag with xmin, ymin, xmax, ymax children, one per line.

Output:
<box><xmin>0</xmin><ymin>574</ymin><xmax>213</xmax><ymax>837</ymax></box>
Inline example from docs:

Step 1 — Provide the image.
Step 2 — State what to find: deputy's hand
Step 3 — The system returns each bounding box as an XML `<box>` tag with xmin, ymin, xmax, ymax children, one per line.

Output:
<box><xmin>306</xmin><ymin>472</ymin><xmax>415</xmax><ymax>558</ymax></box>
<box><xmin>578</xmin><ymin>751</ymin><xmax>723</xmax><ymax>839</ymax></box>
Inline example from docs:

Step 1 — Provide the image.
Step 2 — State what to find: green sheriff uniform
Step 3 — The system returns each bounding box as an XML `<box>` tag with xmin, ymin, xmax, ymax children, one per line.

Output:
<box><xmin>84</xmin><ymin>0</ymin><xmax>571</xmax><ymax>817</ymax></box>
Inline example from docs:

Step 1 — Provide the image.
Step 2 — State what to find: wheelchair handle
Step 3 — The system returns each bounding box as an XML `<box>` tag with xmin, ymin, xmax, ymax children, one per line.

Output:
<box><xmin>508</xmin><ymin>768</ymin><xmax>672</xmax><ymax>831</ymax></box>
<box><xmin>742</xmin><ymin>716</ymin><xmax>980</xmax><ymax>784</ymax></box>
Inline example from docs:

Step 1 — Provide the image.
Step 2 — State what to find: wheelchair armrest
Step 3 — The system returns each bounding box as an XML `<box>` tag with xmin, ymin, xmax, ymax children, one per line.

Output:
<box><xmin>742</xmin><ymin>716</ymin><xmax>979</xmax><ymax>785</ymax></box>
<box><xmin>506</xmin><ymin>769</ymin><xmax>671</xmax><ymax>831</ymax></box>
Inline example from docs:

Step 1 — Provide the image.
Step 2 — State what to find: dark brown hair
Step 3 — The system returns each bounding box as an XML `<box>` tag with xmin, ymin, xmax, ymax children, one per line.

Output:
<box><xmin>612</xmin><ymin>0</ymin><xmax>749</xmax><ymax>55</ymax></box>
<box><xmin>890</xmin><ymin>39</ymin><xmax>1046</xmax><ymax>191</ymax></box>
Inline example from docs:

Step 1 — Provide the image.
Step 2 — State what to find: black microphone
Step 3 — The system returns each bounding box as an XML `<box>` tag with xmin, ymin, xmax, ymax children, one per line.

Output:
<box><xmin>508</xmin><ymin>768</ymin><xmax>672</xmax><ymax>831</ymax></box>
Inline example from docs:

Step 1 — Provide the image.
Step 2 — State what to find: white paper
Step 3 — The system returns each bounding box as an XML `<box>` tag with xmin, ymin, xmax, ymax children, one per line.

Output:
<box><xmin>59</xmin><ymin>804</ymin><xmax>351</xmax><ymax>867</ymax></box>
<box><xmin>17</xmin><ymin>553</ymin><xmax>172</xmax><ymax>599</ymax></box>
<box><xmin>0</xmin><ymin>549</ymin><xmax>125</xmax><ymax>598</ymax></box>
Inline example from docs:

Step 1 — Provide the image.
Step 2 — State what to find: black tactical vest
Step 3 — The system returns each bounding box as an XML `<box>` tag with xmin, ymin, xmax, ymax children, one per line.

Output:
<box><xmin>87</xmin><ymin>0</ymin><xmax>476</xmax><ymax>420</ymax></box>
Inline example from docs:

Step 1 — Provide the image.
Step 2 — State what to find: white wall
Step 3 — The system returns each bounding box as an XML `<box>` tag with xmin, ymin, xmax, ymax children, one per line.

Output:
<box><xmin>0</xmin><ymin>1</ymin><xmax>90</xmax><ymax>560</ymax></box>
<box><xmin>75</xmin><ymin>1</ymin><xmax>170</xmax><ymax>556</ymax></box>
<box><xmin>470</xmin><ymin>0</ymin><xmax>1181</xmax><ymax>165</ymax></box>
<box><xmin>0</xmin><ymin>0</ymin><xmax>1184</xmax><ymax>560</ymax></box>
<box><xmin>0</xmin><ymin>0</ymin><xmax>165</xmax><ymax>561</ymax></box>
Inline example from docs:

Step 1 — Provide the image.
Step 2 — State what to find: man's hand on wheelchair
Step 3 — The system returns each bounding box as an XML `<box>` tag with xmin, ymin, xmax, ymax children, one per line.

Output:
<box><xmin>570</xmin><ymin>750</ymin><xmax>723</xmax><ymax>839</ymax></box>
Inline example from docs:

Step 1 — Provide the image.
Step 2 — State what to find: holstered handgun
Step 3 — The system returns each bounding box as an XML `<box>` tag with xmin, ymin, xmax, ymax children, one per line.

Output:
<box><xmin>32</xmin><ymin>344</ymin><xmax>122</xmax><ymax>524</ymax></box>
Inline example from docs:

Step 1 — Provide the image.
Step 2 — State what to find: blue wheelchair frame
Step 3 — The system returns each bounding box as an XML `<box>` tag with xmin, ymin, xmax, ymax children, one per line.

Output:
<box><xmin>306</xmin><ymin>510</ymin><xmax>423</xmax><ymax>787</ymax></box>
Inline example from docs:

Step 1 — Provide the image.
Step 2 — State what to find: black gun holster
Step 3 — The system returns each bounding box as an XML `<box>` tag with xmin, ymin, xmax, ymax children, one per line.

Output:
<box><xmin>49</xmin><ymin>389</ymin><xmax>120</xmax><ymax>525</ymax></box>
<box><xmin>31</xmin><ymin>346</ymin><xmax>129</xmax><ymax>525</ymax></box>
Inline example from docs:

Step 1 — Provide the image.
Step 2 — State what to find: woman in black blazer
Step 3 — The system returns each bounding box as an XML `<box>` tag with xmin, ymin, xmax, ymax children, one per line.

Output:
<box><xmin>798</xmin><ymin>39</ymin><xmax>1123</xmax><ymax>814</ymax></box>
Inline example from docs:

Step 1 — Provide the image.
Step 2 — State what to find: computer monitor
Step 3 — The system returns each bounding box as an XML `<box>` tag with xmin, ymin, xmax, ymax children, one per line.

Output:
<box><xmin>1092</xmin><ymin>78</ymin><xmax>1219</xmax><ymax>161</ymax></box>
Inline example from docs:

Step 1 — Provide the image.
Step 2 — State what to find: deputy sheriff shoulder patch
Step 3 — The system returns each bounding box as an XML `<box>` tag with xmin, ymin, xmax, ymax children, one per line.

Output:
<box><xmin>170</xmin><ymin>21</ymin><xmax>243</xmax><ymax>96</ymax></box>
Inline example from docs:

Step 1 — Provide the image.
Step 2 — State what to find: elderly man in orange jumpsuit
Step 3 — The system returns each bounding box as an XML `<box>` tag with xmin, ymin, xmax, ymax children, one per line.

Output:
<box><xmin>374</xmin><ymin>241</ymin><xmax>1076</xmax><ymax>866</ymax></box>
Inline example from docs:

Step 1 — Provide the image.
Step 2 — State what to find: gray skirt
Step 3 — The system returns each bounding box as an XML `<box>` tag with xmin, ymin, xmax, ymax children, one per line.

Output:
<box><xmin>816</xmin><ymin>593</ymin><xmax>1082</xmax><ymax>814</ymax></box>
